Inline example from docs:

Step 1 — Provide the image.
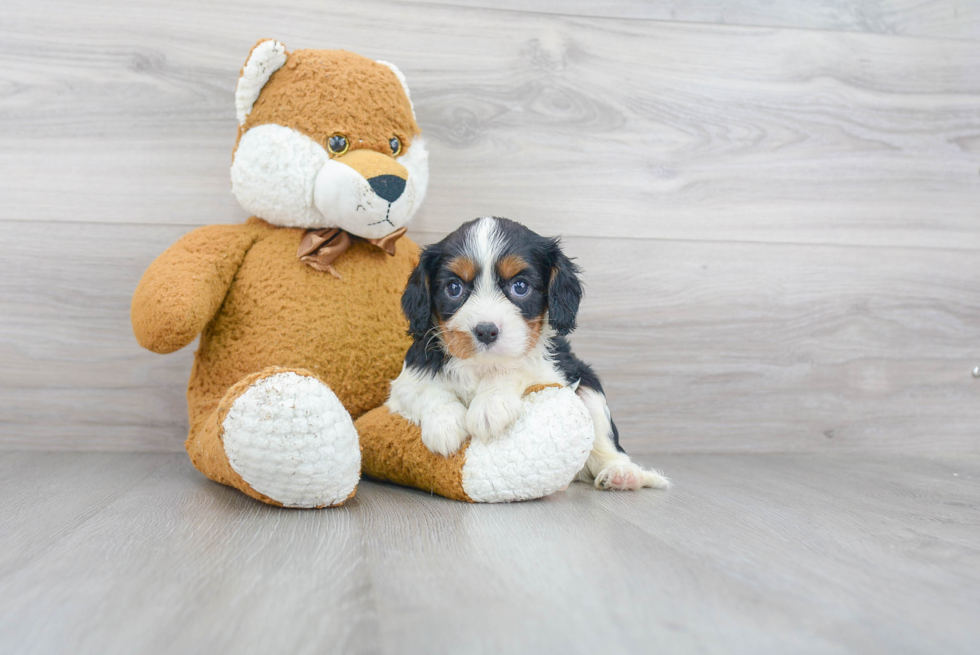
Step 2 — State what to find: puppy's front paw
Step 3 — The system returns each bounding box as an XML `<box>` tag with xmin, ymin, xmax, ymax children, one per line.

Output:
<box><xmin>595</xmin><ymin>462</ymin><xmax>671</xmax><ymax>491</ymax></box>
<box><xmin>421</xmin><ymin>403</ymin><xmax>469</xmax><ymax>457</ymax></box>
<box><xmin>465</xmin><ymin>391</ymin><xmax>524</xmax><ymax>443</ymax></box>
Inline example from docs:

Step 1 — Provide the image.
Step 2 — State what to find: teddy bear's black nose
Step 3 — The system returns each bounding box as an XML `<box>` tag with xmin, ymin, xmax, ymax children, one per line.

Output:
<box><xmin>368</xmin><ymin>175</ymin><xmax>406</xmax><ymax>203</ymax></box>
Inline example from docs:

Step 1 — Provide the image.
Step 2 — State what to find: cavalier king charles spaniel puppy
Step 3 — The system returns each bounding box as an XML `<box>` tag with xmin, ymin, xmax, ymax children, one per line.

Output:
<box><xmin>386</xmin><ymin>217</ymin><xmax>669</xmax><ymax>491</ymax></box>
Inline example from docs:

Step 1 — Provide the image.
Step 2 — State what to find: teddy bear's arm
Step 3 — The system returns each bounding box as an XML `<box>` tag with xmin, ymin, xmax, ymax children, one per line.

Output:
<box><xmin>131</xmin><ymin>224</ymin><xmax>259</xmax><ymax>354</ymax></box>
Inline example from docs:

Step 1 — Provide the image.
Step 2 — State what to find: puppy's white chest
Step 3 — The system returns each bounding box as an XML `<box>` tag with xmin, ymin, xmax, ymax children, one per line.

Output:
<box><xmin>444</xmin><ymin>353</ymin><xmax>565</xmax><ymax>408</ymax></box>
<box><xmin>444</xmin><ymin>367</ymin><xmax>484</xmax><ymax>407</ymax></box>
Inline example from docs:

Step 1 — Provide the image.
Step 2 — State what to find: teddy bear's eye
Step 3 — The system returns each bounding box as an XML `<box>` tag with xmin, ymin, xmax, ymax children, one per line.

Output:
<box><xmin>389</xmin><ymin>136</ymin><xmax>401</xmax><ymax>156</ymax></box>
<box><xmin>327</xmin><ymin>134</ymin><xmax>349</xmax><ymax>156</ymax></box>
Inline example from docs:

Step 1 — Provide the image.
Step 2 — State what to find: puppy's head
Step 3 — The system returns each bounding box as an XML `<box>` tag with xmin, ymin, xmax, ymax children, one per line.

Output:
<box><xmin>403</xmin><ymin>217</ymin><xmax>583</xmax><ymax>363</ymax></box>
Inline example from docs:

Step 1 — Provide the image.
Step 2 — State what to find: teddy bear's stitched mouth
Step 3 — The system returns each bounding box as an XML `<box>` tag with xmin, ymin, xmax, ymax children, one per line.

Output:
<box><xmin>367</xmin><ymin>203</ymin><xmax>396</xmax><ymax>228</ymax></box>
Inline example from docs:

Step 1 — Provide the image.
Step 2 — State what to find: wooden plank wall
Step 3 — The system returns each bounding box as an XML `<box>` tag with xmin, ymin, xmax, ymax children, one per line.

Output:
<box><xmin>1</xmin><ymin>0</ymin><xmax>978</xmax><ymax>454</ymax></box>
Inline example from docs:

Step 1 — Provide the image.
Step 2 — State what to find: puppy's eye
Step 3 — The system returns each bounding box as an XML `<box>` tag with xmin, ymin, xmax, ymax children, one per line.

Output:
<box><xmin>389</xmin><ymin>136</ymin><xmax>401</xmax><ymax>156</ymax></box>
<box><xmin>446</xmin><ymin>281</ymin><xmax>463</xmax><ymax>298</ymax></box>
<box><xmin>327</xmin><ymin>134</ymin><xmax>349</xmax><ymax>156</ymax></box>
<box><xmin>511</xmin><ymin>279</ymin><xmax>530</xmax><ymax>297</ymax></box>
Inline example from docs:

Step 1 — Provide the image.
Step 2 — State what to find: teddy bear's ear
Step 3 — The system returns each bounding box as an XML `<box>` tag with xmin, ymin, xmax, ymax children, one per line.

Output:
<box><xmin>375</xmin><ymin>60</ymin><xmax>416</xmax><ymax>121</ymax></box>
<box><xmin>236</xmin><ymin>39</ymin><xmax>288</xmax><ymax>125</ymax></box>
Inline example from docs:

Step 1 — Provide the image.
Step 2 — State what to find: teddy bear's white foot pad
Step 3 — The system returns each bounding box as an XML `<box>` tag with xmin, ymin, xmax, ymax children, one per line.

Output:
<box><xmin>222</xmin><ymin>372</ymin><xmax>360</xmax><ymax>507</ymax></box>
<box><xmin>461</xmin><ymin>386</ymin><xmax>595</xmax><ymax>503</ymax></box>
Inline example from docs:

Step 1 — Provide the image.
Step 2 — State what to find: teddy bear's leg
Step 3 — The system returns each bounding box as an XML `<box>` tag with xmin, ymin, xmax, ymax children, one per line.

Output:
<box><xmin>355</xmin><ymin>404</ymin><xmax>473</xmax><ymax>502</ymax></box>
<box><xmin>357</xmin><ymin>384</ymin><xmax>595</xmax><ymax>503</ymax></box>
<box><xmin>186</xmin><ymin>367</ymin><xmax>360</xmax><ymax>508</ymax></box>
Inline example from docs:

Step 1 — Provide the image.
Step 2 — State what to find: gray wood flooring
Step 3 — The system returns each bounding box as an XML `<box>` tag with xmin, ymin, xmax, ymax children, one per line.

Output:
<box><xmin>4</xmin><ymin>219</ymin><xmax>978</xmax><ymax>453</ymax></box>
<box><xmin>1</xmin><ymin>451</ymin><xmax>977</xmax><ymax>654</ymax></box>
<box><xmin>419</xmin><ymin>0</ymin><xmax>980</xmax><ymax>40</ymax></box>
<box><xmin>1</xmin><ymin>3</ymin><xmax>976</xmax><ymax>652</ymax></box>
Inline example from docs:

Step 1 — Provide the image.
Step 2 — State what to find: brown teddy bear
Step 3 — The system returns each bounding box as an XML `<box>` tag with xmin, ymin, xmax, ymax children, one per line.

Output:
<box><xmin>131</xmin><ymin>40</ymin><xmax>427</xmax><ymax>507</ymax></box>
<box><xmin>133</xmin><ymin>40</ymin><xmax>596</xmax><ymax>508</ymax></box>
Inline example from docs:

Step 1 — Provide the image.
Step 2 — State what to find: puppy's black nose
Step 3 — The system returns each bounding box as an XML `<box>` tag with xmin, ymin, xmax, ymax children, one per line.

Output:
<box><xmin>474</xmin><ymin>322</ymin><xmax>499</xmax><ymax>345</ymax></box>
<box><xmin>368</xmin><ymin>175</ymin><xmax>406</xmax><ymax>203</ymax></box>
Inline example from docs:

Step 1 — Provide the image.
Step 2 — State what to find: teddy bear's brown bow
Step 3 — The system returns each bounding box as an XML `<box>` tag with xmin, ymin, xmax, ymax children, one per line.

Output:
<box><xmin>297</xmin><ymin>226</ymin><xmax>408</xmax><ymax>279</ymax></box>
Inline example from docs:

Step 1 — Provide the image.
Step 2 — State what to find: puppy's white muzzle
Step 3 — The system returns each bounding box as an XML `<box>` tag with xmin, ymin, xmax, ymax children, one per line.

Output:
<box><xmin>449</xmin><ymin>294</ymin><xmax>531</xmax><ymax>361</ymax></box>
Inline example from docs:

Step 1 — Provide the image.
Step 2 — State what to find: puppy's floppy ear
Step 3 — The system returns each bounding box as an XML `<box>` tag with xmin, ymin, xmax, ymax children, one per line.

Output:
<box><xmin>402</xmin><ymin>246</ymin><xmax>440</xmax><ymax>341</ymax></box>
<box><xmin>546</xmin><ymin>237</ymin><xmax>583</xmax><ymax>336</ymax></box>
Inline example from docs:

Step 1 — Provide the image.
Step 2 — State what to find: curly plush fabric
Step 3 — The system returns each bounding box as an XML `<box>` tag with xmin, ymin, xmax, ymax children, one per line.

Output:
<box><xmin>461</xmin><ymin>386</ymin><xmax>595</xmax><ymax>502</ymax></box>
<box><xmin>223</xmin><ymin>370</ymin><xmax>360</xmax><ymax>508</ymax></box>
<box><xmin>133</xmin><ymin>40</ymin><xmax>596</xmax><ymax>507</ymax></box>
<box><xmin>237</xmin><ymin>48</ymin><xmax>419</xmax><ymax>155</ymax></box>
<box><xmin>133</xmin><ymin>218</ymin><xmax>416</xmax><ymax>418</ymax></box>
<box><xmin>357</xmin><ymin>385</ymin><xmax>595</xmax><ymax>503</ymax></box>
<box><xmin>132</xmin><ymin>41</ymin><xmax>429</xmax><ymax>507</ymax></box>
<box><xmin>132</xmin><ymin>218</ymin><xmax>417</xmax><ymax>505</ymax></box>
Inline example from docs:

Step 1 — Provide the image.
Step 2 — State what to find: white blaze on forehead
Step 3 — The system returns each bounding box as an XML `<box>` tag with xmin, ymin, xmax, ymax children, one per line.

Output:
<box><xmin>466</xmin><ymin>216</ymin><xmax>503</xmax><ymax>293</ymax></box>
<box><xmin>448</xmin><ymin>216</ymin><xmax>530</xmax><ymax>361</ymax></box>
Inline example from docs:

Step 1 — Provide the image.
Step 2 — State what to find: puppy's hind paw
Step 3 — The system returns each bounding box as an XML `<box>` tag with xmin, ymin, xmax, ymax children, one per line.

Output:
<box><xmin>595</xmin><ymin>462</ymin><xmax>672</xmax><ymax>491</ymax></box>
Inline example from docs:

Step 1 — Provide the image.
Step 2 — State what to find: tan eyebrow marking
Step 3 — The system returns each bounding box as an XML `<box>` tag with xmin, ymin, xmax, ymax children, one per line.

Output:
<box><xmin>497</xmin><ymin>254</ymin><xmax>528</xmax><ymax>279</ymax></box>
<box><xmin>447</xmin><ymin>256</ymin><xmax>476</xmax><ymax>282</ymax></box>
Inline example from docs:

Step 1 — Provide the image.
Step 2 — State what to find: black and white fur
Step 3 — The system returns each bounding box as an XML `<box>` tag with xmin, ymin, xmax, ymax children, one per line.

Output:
<box><xmin>386</xmin><ymin>217</ymin><xmax>669</xmax><ymax>491</ymax></box>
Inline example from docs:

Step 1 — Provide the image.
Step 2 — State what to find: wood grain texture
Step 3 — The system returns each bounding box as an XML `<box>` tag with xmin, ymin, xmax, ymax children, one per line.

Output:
<box><xmin>0</xmin><ymin>453</ymin><xmax>382</xmax><ymax>655</ymax></box>
<box><xmin>0</xmin><ymin>452</ymin><xmax>169</xmax><ymax>579</ymax></box>
<box><xmin>417</xmin><ymin>0</ymin><xmax>980</xmax><ymax>41</ymax></box>
<box><xmin>1</xmin><ymin>452</ymin><xmax>977</xmax><ymax>654</ymax></box>
<box><xmin>0</xmin><ymin>222</ymin><xmax>194</xmax><ymax>451</ymax></box>
<box><xmin>1</xmin><ymin>1</ymin><xmax>978</xmax><ymax>454</ymax></box>
<box><xmin>2</xmin><ymin>220</ymin><xmax>977</xmax><ymax>454</ymax></box>
<box><xmin>565</xmin><ymin>235</ymin><xmax>980</xmax><ymax>454</ymax></box>
<box><xmin>1</xmin><ymin>0</ymin><xmax>979</xmax><ymax>249</ymax></box>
